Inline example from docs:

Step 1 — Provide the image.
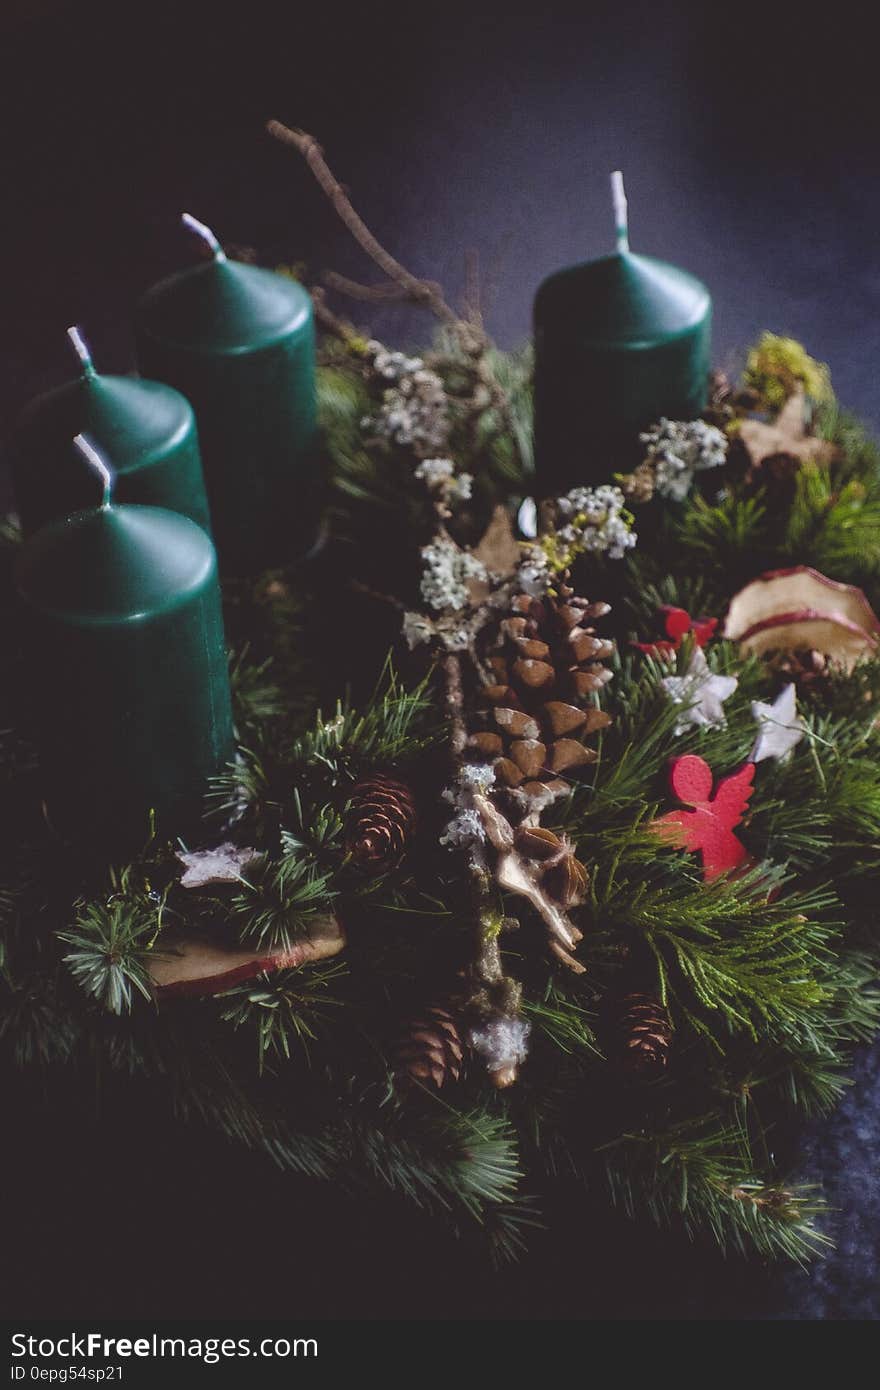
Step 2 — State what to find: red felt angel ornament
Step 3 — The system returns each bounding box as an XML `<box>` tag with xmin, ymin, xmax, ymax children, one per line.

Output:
<box><xmin>651</xmin><ymin>754</ymin><xmax>755</xmax><ymax>881</ymax></box>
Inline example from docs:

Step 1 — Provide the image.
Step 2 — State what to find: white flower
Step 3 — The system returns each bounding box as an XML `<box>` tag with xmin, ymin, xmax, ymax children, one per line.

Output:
<box><xmin>448</xmin><ymin>472</ymin><xmax>473</xmax><ymax>501</ymax></box>
<box><xmin>551</xmin><ymin>484</ymin><xmax>637</xmax><ymax>560</ymax></box>
<box><xmin>641</xmin><ymin>418</ymin><xmax>728</xmax><ymax>501</ymax></box>
<box><xmin>365</xmin><ymin>353</ymin><xmax>451</xmax><ymax>454</ymax></box>
<box><xmin>414</xmin><ymin>457</ymin><xmax>455</xmax><ymax>487</ymax></box>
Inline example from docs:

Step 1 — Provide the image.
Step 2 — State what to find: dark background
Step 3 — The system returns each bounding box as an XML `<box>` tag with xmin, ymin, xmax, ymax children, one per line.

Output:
<box><xmin>2</xmin><ymin>0</ymin><xmax>879</xmax><ymax>1321</ymax></box>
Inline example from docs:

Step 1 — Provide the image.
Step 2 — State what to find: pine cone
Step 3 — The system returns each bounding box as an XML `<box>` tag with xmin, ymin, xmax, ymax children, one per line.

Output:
<box><xmin>615</xmin><ymin>993</ymin><xmax>673</xmax><ymax>1079</ymax></box>
<box><xmin>469</xmin><ymin>577</ymin><xmax>613</xmax><ymax>806</ymax></box>
<box><xmin>395</xmin><ymin>1003</ymin><xmax>464</xmax><ymax>1090</ymax></box>
<box><xmin>346</xmin><ymin>773</ymin><xmax>416</xmax><ymax>871</ymax></box>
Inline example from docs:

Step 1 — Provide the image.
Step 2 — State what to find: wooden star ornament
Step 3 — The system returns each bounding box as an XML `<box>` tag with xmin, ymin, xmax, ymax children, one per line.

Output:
<box><xmin>651</xmin><ymin>754</ymin><xmax>755</xmax><ymax>881</ymax></box>
<box><xmin>735</xmin><ymin>385</ymin><xmax>837</xmax><ymax>479</ymax></box>
<box><xmin>661</xmin><ymin>646</ymin><xmax>738</xmax><ymax>735</ymax></box>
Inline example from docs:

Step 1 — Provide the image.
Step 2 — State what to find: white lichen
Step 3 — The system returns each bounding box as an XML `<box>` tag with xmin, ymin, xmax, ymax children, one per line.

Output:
<box><xmin>439</xmin><ymin>808</ymin><xmax>486</xmax><ymax>848</ymax></box>
<box><xmin>420</xmin><ymin>538</ymin><xmax>487</xmax><ymax>612</ymax></box>
<box><xmin>439</xmin><ymin>764</ymin><xmax>495</xmax><ymax>849</ymax></box>
<box><xmin>469</xmin><ymin>1015</ymin><xmax>531</xmax><ymax>1077</ymax></box>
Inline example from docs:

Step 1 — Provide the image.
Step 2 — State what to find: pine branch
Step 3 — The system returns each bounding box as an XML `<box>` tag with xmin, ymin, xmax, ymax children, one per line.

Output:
<box><xmin>219</xmin><ymin>961</ymin><xmax>347</xmax><ymax>1073</ymax></box>
<box><xmin>601</xmin><ymin>1116</ymin><xmax>831</xmax><ymax>1262</ymax></box>
<box><xmin>59</xmin><ymin>874</ymin><xmax>163</xmax><ymax>1015</ymax></box>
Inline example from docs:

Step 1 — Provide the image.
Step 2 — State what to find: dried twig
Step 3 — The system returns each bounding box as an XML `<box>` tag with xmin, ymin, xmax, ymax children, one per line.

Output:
<box><xmin>324</xmin><ymin>270</ymin><xmax>444</xmax><ymax>305</ymax></box>
<box><xmin>267</xmin><ymin>121</ymin><xmax>460</xmax><ymax>328</ymax></box>
<box><xmin>309</xmin><ymin>285</ymin><xmax>359</xmax><ymax>343</ymax></box>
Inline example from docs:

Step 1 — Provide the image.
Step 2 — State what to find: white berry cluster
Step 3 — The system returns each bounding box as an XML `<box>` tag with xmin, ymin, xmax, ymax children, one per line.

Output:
<box><xmin>364</xmin><ymin>343</ymin><xmax>451</xmax><ymax>454</ymax></box>
<box><xmin>419</xmin><ymin>537</ymin><xmax>487</xmax><ymax>612</ymax></box>
<box><xmin>640</xmin><ymin>418</ymin><xmax>728</xmax><ymax>502</ymax></box>
<box><xmin>556</xmin><ymin>484</ymin><xmax>637</xmax><ymax>560</ymax></box>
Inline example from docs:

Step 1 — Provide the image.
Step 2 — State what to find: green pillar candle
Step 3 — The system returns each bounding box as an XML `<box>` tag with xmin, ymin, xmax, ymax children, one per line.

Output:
<box><xmin>13</xmin><ymin>327</ymin><xmax>211</xmax><ymax>538</ymax></box>
<box><xmin>533</xmin><ymin>172</ymin><xmax>712</xmax><ymax>497</ymax></box>
<box><xmin>134</xmin><ymin>214</ymin><xmax>318</xmax><ymax>575</ymax></box>
<box><xmin>15</xmin><ymin>437</ymin><xmax>234</xmax><ymax>850</ymax></box>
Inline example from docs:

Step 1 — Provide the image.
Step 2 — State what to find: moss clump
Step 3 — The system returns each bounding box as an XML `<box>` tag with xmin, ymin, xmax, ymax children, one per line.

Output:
<box><xmin>744</xmin><ymin>332</ymin><xmax>833</xmax><ymax>412</ymax></box>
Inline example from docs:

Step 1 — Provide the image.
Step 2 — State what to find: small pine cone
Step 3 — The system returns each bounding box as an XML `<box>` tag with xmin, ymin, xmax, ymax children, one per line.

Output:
<box><xmin>395</xmin><ymin>1004</ymin><xmax>464</xmax><ymax>1090</ymax></box>
<box><xmin>615</xmin><ymin>993</ymin><xmax>673</xmax><ymax>1079</ymax></box>
<box><xmin>346</xmin><ymin>773</ymin><xmax>416</xmax><ymax>872</ymax></box>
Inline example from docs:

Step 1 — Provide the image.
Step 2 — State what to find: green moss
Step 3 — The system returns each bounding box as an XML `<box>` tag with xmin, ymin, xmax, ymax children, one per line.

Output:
<box><xmin>744</xmin><ymin>332</ymin><xmax>833</xmax><ymax>412</ymax></box>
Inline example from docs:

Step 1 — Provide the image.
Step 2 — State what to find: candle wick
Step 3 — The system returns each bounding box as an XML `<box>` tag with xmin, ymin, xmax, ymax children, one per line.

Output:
<box><xmin>610</xmin><ymin>170</ymin><xmax>629</xmax><ymax>253</ymax></box>
<box><xmin>67</xmin><ymin>325</ymin><xmax>97</xmax><ymax>378</ymax></box>
<box><xmin>73</xmin><ymin>433</ymin><xmax>114</xmax><ymax>509</ymax></box>
<box><xmin>181</xmin><ymin>212</ymin><xmax>227</xmax><ymax>262</ymax></box>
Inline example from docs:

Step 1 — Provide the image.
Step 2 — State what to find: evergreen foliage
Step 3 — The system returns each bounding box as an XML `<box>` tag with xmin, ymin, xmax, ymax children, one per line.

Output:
<box><xmin>3</xmin><ymin>332</ymin><xmax>880</xmax><ymax>1267</ymax></box>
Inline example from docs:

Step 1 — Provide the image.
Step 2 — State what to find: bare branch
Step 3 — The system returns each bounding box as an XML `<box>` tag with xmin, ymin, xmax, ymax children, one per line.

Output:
<box><xmin>267</xmin><ymin>121</ymin><xmax>459</xmax><ymax>327</ymax></box>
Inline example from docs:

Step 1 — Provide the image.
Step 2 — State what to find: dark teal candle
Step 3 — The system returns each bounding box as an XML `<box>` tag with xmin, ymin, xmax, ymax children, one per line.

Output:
<box><xmin>15</xmin><ymin>437</ymin><xmax>234</xmax><ymax>849</ymax></box>
<box><xmin>13</xmin><ymin>328</ymin><xmax>211</xmax><ymax>538</ymax></box>
<box><xmin>135</xmin><ymin>214</ymin><xmax>318</xmax><ymax>575</ymax></box>
<box><xmin>533</xmin><ymin>173</ymin><xmax>712</xmax><ymax>497</ymax></box>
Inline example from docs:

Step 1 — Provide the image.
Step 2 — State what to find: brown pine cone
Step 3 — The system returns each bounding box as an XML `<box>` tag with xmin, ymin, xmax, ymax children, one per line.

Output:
<box><xmin>615</xmin><ymin>992</ymin><xmax>673</xmax><ymax>1079</ymax></box>
<box><xmin>469</xmin><ymin>577</ymin><xmax>613</xmax><ymax>806</ymax></box>
<box><xmin>346</xmin><ymin>773</ymin><xmax>416</xmax><ymax>872</ymax></box>
<box><xmin>394</xmin><ymin>1003</ymin><xmax>464</xmax><ymax>1090</ymax></box>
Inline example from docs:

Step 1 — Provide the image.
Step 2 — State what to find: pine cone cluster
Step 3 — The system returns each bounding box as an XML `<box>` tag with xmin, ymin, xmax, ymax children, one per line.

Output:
<box><xmin>394</xmin><ymin>1003</ymin><xmax>464</xmax><ymax>1090</ymax></box>
<box><xmin>346</xmin><ymin>773</ymin><xmax>416</xmax><ymax>872</ymax></box>
<box><xmin>469</xmin><ymin>579</ymin><xmax>614</xmax><ymax>803</ymax></box>
<box><xmin>614</xmin><ymin>993</ymin><xmax>673</xmax><ymax>1079</ymax></box>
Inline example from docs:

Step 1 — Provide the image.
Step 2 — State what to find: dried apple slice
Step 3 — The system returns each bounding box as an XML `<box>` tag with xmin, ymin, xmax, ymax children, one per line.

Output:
<box><xmin>724</xmin><ymin>566</ymin><xmax>880</xmax><ymax>672</ymax></box>
<box><xmin>148</xmin><ymin>913</ymin><xmax>345</xmax><ymax>999</ymax></box>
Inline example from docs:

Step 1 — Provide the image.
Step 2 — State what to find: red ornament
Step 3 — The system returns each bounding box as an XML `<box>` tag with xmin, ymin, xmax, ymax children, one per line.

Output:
<box><xmin>633</xmin><ymin>606</ymin><xmax>719</xmax><ymax>657</ymax></box>
<box><xmin>651</xmin><ymin>754</ymin><xmax>755</xmax><ymax>881</ymax></box>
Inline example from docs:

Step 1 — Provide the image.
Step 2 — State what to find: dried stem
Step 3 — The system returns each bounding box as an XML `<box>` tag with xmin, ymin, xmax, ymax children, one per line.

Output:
<box><xmin>309</xmin><ymin>285</ymin><xmax>359</xmax><ymax>343</ymax></box>
<box><xmin>267</xmin><ymin>121</ymin><xmax>460</xmax><ymax>327</ymax></box>
<box><xmin>324</xmin><ymin>270</ymin><xmax>442</xmax><ymax>305</ymax></box>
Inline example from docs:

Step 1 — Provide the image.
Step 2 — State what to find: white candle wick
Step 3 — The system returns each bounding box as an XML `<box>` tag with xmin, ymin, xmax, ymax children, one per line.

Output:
<box><xmin>181</xmin><ymin>212</ymin><xmax>226</xmax><ymax>261</ymax></box>
<box><xmin>73</xmin><ymin>433</ymin><xmax>114</xmax><ymax>509</ymax></box>
<box><xmin>67</xmin><ymin>325</ymin><xmax>96</xmax><ymax>376</ymax></box>
<box><xmin>610</xmin><ymin>170</ymin><xmax>629</xmax><ymax>253</ymax></box>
